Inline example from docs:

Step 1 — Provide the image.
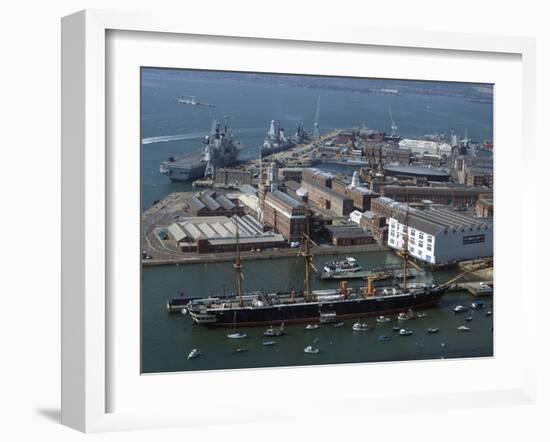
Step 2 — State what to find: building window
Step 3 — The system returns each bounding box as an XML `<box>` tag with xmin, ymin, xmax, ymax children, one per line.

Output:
<box><xmin>427</xmin><ymin>245</ymin><xmax>432</xmax><ymax>252</ymax></box>
<box><xmin>419</xmin><ymin>241</ymin><xmax>424</xmax><ymax>248</ymax></box>
<box><xmin>427</xmin><ymin>236</ymin><xmax>433</xmax><ymax>243</ymax></box>
<box><xmin>419</xmin><ymin>232</ymin><xmax>424</xmax><ymax>240</ymax></box>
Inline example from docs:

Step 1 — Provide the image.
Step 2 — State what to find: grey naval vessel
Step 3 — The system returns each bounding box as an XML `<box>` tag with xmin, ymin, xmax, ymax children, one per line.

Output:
<box><xmin>160</xmin><ymin>118</ymin><xmax>241</xmax><ymax>182</ymax></box>
<box><xmin>260</xmin><ymin>120</ymin><xmax>294</xmax><ymax>157</ymax></box>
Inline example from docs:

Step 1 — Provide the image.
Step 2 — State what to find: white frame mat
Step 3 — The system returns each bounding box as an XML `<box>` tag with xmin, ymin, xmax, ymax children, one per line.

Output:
<box><xmin>61</xmin><ymin>9</ymin><xmax>537</xmax><ymax>433</ymax></box>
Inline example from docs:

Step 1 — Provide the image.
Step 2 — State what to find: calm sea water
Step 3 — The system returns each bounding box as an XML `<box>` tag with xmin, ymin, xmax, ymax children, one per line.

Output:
<box><xmin>140</xmin><ymin>69</ymin><xmax>493</xmax><ymax>373</ymax></box>
<box><xmin>142</xmin><ymin>251</ymin><xmax>493</xmax><ymax>373</ymax></box>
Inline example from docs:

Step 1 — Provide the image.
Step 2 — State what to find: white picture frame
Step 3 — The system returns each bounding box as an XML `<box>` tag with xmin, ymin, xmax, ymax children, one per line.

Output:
<box><xmin>61</xmin><ymin>9</ymin><xmax>537</xmax><ymax>433</ymax></box>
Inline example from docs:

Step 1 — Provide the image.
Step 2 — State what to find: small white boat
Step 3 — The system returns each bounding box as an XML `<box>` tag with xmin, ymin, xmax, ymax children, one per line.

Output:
<box><xmin>416</xmin><ymin>312</ymin><xmax>428</xmax><ymax>319</ymax></box>
<box><xmin>352</xmin><ymin>322</ymin><xmax>369</xmax><ymax>331</ymax></box>
<box><xmin>333</xmin><ymin>321</ymin><xmax>345</xmax><ymax>328</ymax></box>
<box><xmin>227</xmin><ymin>332</ymin><xmax>247</xmax><ymax>339</ymax></box>
<box><xmin>486</xmin><ymin>311</ymin><xmax>493</xmax><ymax>317</ymax></box>
<box><xmin>399</xmin><ymin>329</ymin><xmax>413</xmax><ymax>336</ymax></box>
<box><xmin>262</xmin><ymin>340</ymin><xmax>277</xmax><ymax>346</ymax></box>
<box><xmin>397</xmin><ymin>312</ymin><xmax>409</xmax><ymax>320</ymax></box>
<box><xmin>457</xmin><ymin>325</ymin><xmax>471</xmax><ymax>332</ymax></box>
<box><xmin>264</xmin><ymin>323</ymin><xmax>285</xmax><ymax>337</ymax></box>
<box><xmin>453</xmin><ymin>305</ymin><xmax>468</xmax><ymax>313</ymax></box>
<box><xmin>471</xmin><ymin>301</ymin><xmax>486</xmax><ymax>309</ymax></box>
<box><xmin>376</xmin><ymin>316</ymin><xmax>391</xmax><ymax>324</ymax></box>
<box><xmin>465</xmin><ymin>316</ymin><xmax>473</xmax><ymax>322</ymax></box>
<box><xmin>427</xmin><ymin>328</ymin><xmax>439</xmax><ymax>334</ymax></box>
<box><xmin>305</xmin><ymin>324</ymin><xmax>319</xmax><ymax>330</ymax></box>
<box><xmin>304</xmin><ymin>346</ymin><xmax>320</xmax><ymax>354</ymax></box>
<box><xmin>234</xmin><ymin>347</ymin><xmax>247</xmax><ymax>353</ymax></box>
<box><xmin>187</xmin><ymin>349</ymin><xmax>200</xmax><ymax>359</ymax></box>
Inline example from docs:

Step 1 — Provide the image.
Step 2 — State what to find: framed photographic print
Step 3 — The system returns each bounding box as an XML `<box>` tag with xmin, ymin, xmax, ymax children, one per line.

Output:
<box><xmin>62</xmin><ymin>9</ymin><xmax>537</xmax><ymax>432</ymax></box>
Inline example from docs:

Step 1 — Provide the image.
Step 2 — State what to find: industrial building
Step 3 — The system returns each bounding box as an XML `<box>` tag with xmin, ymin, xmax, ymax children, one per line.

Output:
<box><xmin>167</xmin><ymin>215</ymin><xmax>285</xmax><ymax>253</ymax></box>
<box><xmin>387</xmin><ymin>206</ymin><xmax>493</xmax><ymax>265</ymax></box>
<box><xmin>325</xmin><ymin>225</ymin><xmax>374</xmax><ymax>246</ymax></box>
<box><xmin>303</xmin><ymin>180</ymin><xmax>354</xmax><ymax>216</ymax></box>
<box><xmin>263</xmin><ymin>190</ymin><xmax>308</xmax><ymax>242</ymax></box>
<box><xmin>398</xmin><ymin>138</ymin><xmax>452</xmax><ymax>156</ymax></box>
<box><xmin>180</xmin><ymin>190</ymin><xmax>245</xmax><ymax>217</ymax></box>
<box><xmin>332</xmin><ymin>171</ymin><xmax>380</xmax><ymax>211</ymax></box>
<box><xmin>383</xmin><ymin>165</ymin><xmax>451</xmax><ymax>182</ymax></box>
<box><xmin>277</xmin><ymin>167</ymin><xmax>304</xmax><ymax>182</ymax></box>
<box><xmin>381</xmin><ymin>185</ymin><xmax>482</xmax><ymax>206</ymax></box>
<box><xmin>359</xmin><ymin>210</ymin><xmax>388</xmax><ymax>244</ymax></box>
<box><xmin>214</xmin><ymin>168</ymin><xmax>253</xmax><ymax>186</ymax></box>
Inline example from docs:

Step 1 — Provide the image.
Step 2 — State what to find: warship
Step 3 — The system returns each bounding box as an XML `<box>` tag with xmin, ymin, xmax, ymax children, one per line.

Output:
<box><xmin>176</xmin><ymin>209</ymin><xmax>472</xmax><ymax>327</ymax></box>
<box><xmin>159</xmin><ymin>118</ymin><xmax>241</xmax><ymax>182</ymax></box>
<box><xmin>260</xmin><ymin>120</ymin><xmax>294</xmax><ymax>157</ymax></box>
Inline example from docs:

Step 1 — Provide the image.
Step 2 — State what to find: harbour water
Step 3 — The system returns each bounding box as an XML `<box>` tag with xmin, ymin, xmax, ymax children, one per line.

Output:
<box><xmin>142</xmin><ymin>251</ymin><xmax>493</xmax><ymax>373</ymax></box>
<box><xmin>141</xmin><ymin>69</ymin><xmax>493</xmax><ymax>373</ymax></box>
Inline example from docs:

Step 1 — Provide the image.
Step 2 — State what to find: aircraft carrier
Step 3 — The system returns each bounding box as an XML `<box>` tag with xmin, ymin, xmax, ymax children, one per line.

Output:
<box><xmin>160</xmin><ymin>118</ymin><xmax>242</xmax><ymax>182</ymax></box>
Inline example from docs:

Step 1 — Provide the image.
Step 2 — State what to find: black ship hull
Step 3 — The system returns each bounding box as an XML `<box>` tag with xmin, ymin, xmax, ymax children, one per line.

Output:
<box><xmin>188</xmin><ymin>288</ymin><xmax>447</xmax><ymax>327</ymax></box>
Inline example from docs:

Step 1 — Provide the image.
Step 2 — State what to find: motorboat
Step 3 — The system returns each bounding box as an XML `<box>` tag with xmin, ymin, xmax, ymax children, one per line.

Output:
<box><xmin>187</xmin><ymin>348</ymin><xmax>200</xmax><ymax>359</ymax></box>
<box><xmin>352</xmin><ymin>322</ymin><xmax>369</xmax><ymax>331</ymax></box>
<box><xmin>399</xmin><ymin>329</ymin><xmax>413</xmax><ymax>336</ymax></box>
<box><xmin>227</xmin><ymin>332</ymin><xmax>247</xmax><ymax>339</ymax></box>
<box><xmin>377</xmin><ymin>335</ymin><xmax>392</xmax><ymax>341</ymax></box>
<box><xmin>471</xmin><ymin>300</ymin><xmax>486</xmax><ymax>309</ymax></box>
<box><xmin>305</xmin><ymin>324</ymin><xmax>319</xmax><ymax>330</ymax></box>
<box><xmin>333</xmin><ymin>321</ymin><xmax>345</xmax><ymax>328</ymax></box>
<box><xmin>465</xmin><ymin>316</ymin><xmax>473</xmax><ymax>322</ymax></box>
<box><xmin>457</xmin><ymin>325</ymin><xmax>471</xmax><ymax>332</ymax></box>
<box><xmin>427</xmin><ymin>328</ymin><xmax>439</xmax><ymax>334</ymax></box>
<box><xmin>486</xmin><ymin>311</ymin><xmax>493</xmax><ymax>317</ymax></box>
<box><xmin>262</xmin><ymin>340</ymin><xmax>277</xmax><ymax>346</ymax></box>
<box><xmin>304</xmin><ymin>346</ymin><xmax>320</xmax><ymax>354</ymax></box>
<box><xmin>453</xmin><ymin>305</ymin><xmax>468</xmax><ymax>313</ymax></box>
<box><xmin>376</xmin><ymin>316</ymin><xmax>391</xmax><ymax>324</ymax></box>
<box><xmin>323</xmin><ymin>256</ymin><xmax>361</xmax><ymax>274</ymax></box>
<box><xmin>397</xmin><ymin>312</ymin><xmax>409</xmax><ymax>321</ymax></box>
<box><xmin>234</xmin><ymin>347</ymin><xmax>247</xmax><ymax>353</ymax></box>
<box><xmin>264</xmin><ymin>323</ymin><xmax>285</xmax><ymax>337</ymax></box>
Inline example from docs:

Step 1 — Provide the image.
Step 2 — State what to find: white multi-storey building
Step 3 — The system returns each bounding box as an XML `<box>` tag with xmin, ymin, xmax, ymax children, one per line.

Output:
<box><xmin>387</xmin><ymin>206</ymin><xmax>493</xmax><ymax>265</ymax></box>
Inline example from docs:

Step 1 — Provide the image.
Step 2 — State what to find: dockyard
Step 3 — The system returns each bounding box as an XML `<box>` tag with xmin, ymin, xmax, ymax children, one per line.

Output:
<box><xmin>140</xmin><ymin>68</ymin><xmax>494</xmax><ymax>373</ymax></box>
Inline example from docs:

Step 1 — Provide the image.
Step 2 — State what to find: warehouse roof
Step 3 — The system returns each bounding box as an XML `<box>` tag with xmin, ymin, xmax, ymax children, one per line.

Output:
<box><xmin>270</xmin><ymin>190</ymin><xmax>304</xmax><ymax>209</ymax></box>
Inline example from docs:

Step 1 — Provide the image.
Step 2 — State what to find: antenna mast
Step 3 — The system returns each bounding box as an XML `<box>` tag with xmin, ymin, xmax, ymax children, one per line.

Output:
<box><xmin>313</xmin><ymin>96</ymin><xmax>321</xmax><ymax>139</ymax></box>
<box><xmin>388</xmin><ymin>105</ymin><xmax>398</xmax><ymax>136</ymax></box>
<box><xmin>234</xmin><ymin>220</ymin><xmax>244</xmax><ymax>307</ymax></box>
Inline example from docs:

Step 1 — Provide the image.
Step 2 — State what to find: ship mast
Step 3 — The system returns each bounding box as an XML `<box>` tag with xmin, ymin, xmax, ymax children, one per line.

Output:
<box><xmin>402</xmin><ymin>204</ymin><xmax>410</xmax><ymax>292</ymax></box>
<box><xmin>234</xmin><ymin>220</ymin><xmax>244</xmax><ymax>307</ymax></box>
<box><xmin>301</xmin><ymin>215</ymin><xmax>314</xmax><ymax>301</ymax></box>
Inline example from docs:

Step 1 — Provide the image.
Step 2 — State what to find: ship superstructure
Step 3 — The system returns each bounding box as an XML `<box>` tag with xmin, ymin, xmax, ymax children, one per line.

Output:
<box><xmin>160</xmin><ymin>118</ymin><xmax>241</xmax><ymax>182</ymax></box>
<box><xmin>260</xmin><ymin>120</ymin><xmax>294</xmax><ymax>157</ymax></box>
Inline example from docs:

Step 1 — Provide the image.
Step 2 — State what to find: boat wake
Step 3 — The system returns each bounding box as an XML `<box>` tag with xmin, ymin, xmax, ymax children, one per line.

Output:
<box><xmin>141</xmin><ymin>132</ymin><xmax>209</xmax><ymax>145</ymax></box>
<box><xmin>142</xmin><ymin>127</ymin><xmax>262</xmax><ymax>145</ymax></box>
